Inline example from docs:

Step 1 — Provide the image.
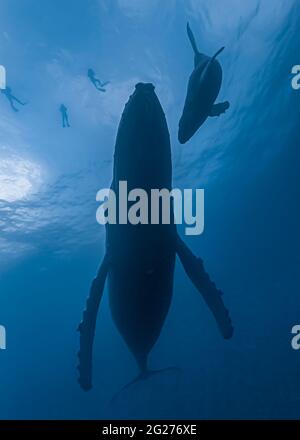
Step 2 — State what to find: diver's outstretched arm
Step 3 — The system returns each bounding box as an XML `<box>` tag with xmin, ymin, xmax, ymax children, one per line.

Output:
<box><xmin>209</xmin><ymin>101</ymin><xmax>230</xmax><ymax>117</ymax></box>
<box><xmin>176</xmin><ymin>235</ymin><xmax>233</xmax><ymax>339</ymax></box>
<box><xmin>77</xmin><ymin>254</ymin><xmax>109</xmax><ymax>390</ymax></box>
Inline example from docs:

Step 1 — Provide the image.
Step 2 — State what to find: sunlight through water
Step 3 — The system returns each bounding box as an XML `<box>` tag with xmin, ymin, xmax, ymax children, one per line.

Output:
<box><xmin>0</xmin><ymin>152</ymin><xmax>42</xmax><ymax>202</ymax></box>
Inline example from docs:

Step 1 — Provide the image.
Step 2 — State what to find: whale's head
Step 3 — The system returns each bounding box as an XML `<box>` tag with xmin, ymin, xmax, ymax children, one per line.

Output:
<box><xmin>128</xmin><ymin>82</ymin><xmax>156</xmax><ymax>110</ymax></box>
<box><xmin>119</xmin><ymin>82</ymin><xmax>169</xmax><ymax>141</ymax></box>
<box><xmin>178</xmin><ymin>105</ymin><xmax>200</xmax><ymax>144</ymax></box>
<box><xmin>114</xmin><ymin>82</ymin><xmax>171</xmax><ymax>188</ymax></box>
<box><xmin>135</xmin><ymin>82</ymin><xmax>155</xmax><ymax>93</ymax></box>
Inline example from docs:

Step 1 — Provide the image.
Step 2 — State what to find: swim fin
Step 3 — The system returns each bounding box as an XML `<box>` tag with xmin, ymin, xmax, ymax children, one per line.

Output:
<box><xmin>176</xmin><ymin>236</ymin><xmax>233</xmax><ymax>339</ymax></box>
<box><xmin>77</xmin><ymin>254</ymin><xmax>109</xmax><ymax>390</ymax></box>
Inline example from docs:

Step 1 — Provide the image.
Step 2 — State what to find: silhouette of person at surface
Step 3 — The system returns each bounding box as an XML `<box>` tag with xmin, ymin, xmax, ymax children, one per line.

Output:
<box><xmin>60</xmin><ymin>104</ymin><xmax>70</xmax><ymax>128</ymax></box>
<box><xmin>87</xmin><ymin>68</ymin><xmax>109</xmax><ymax>92</ymax></box>
<box><xmin>1</xmin><ymin>86</ymin><xmax>27</xmax><ymax>112</ymax></box>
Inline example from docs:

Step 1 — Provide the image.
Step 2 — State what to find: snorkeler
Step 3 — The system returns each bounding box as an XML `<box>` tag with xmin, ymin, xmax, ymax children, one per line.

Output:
<box><xmin>1</xmin><ymin>86</ymin><xmax>27</xmax><ymax>112</ymax></box>
<box><xmin>59</xmin><ymin>104</ymin><xmax>70</xmax><ymax>128</ymax></box>
<box><xmin>87</xmin><ymin>68</ymin><xmax>109</xmax><ymax>92</ymax></box>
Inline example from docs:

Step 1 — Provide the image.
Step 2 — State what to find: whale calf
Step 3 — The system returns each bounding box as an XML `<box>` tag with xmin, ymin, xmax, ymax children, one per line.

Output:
<box><xmin>78</xmin><ymin>83</ymin><xmax>233</xmax><ymax>391</ymax></box>
<box><xmin>178</xmin><ymin>23</ymin><xmax>230</xmax><ymax>144</ymax></box>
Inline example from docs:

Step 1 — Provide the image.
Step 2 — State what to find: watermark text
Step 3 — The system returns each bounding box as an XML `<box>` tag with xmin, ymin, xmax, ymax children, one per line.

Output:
<box><xmin>0</xmin><ymin>65</ymin><xmax>6</xmax><ymax>90</ymax></box>
<box><xmin>291</xmin><ymin>65</ymin><xmax>300</xmax><ymax>90</ymax></box>
<box><xmin>291</xmin><ymin>325</ymin><xmax>300</xmax><ymax>350</ymax></box>
<box><xmin>96</xmin><ymin>181</ymin><xmax>204</xmax><ymax>236</ymax></box>
<box><xmin>0</xmin><ymin>325</ymin><xmax>6</xmax><ymax>350</ymax></box>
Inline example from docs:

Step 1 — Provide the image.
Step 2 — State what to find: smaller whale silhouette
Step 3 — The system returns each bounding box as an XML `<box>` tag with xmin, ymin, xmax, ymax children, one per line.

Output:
<box><xmin>178</xmin><ymin>23</ymin><xmax>230</xmax><ymax>144</ymax></box>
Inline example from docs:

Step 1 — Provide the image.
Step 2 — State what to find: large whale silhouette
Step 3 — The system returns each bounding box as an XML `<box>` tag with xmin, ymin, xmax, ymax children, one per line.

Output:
<box><xmin>178</xmin><ymin>23</ymin><xmax>230</xmax><ymax>144</ymax></box>
<box><xmin>78</xmin><ymin>83</ymin><xmax>233</xmax><ymax>391</ymax></box>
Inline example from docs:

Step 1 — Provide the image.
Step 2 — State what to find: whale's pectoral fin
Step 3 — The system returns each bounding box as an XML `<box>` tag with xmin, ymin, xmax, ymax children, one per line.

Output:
<box><xmin>77</xmin><ymin>254</ymin><xmax>109</xmax><ymax>390</ymax></box>
<box><xmin>209</xmin><ymin>101</ymin><xmax>230</xmax><ymax>117</ymax></box>
<box><xmin>176</xmin><ymin>236</ymin><xmax>233</xmax><ymax>339</ymax></box>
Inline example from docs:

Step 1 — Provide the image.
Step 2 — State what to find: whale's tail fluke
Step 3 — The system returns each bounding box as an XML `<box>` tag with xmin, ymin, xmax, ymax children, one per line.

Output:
<box><xmin>200</xmin><ymin>46</ymin><xmax>225</xmax><ymax>82</ymax></box>
<box><xmin>211</xmin><ymin>46</ymin><xmax>225</xmax><ymax>61</ymax></box>
<box><xmin>187</xmin><ymin>22</ymin><xmax>200</xmax><ymax>56</ymax></box>
<box><xmin>111</xmin><ymin>367</ymin><xmax>182</xmax><ymax>404</ymax></box>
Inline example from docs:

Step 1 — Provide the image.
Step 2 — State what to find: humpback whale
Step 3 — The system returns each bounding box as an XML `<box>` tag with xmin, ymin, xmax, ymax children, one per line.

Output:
<box><xmin>78</xmin><ymin>82</ymin><xmax>233</xmax><ymax>391</ymax></box>
<box><xmin>178</xmin><ymin>23</ymin><xmax>230</xmax><ymax>144</ymax></box>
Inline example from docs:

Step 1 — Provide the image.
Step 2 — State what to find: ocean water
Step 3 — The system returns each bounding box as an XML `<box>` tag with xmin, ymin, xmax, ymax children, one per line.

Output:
<box><xmin>0</xmin><ymin>0</ymin><xmax>300</xmax><ymax>419</ymax></box>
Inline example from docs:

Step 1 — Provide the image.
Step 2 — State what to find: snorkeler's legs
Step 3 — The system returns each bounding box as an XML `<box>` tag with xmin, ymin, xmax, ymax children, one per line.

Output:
<box><xmin>64</xmin><ymin>114</ymin><xmax>70</xmax><ymax>127</ymax></box>
<box><xmin>8</xmin><ymin>98</ymin><xmax>18</xmax><ymax>112</ymax></box>
<box><xmin>12</xmin><ymin>96</ymin><xmax>27</xmax><ymax>106</ymax></box>
<box><xmin>91</xmin><ymin>79</ymin><xmax>106</xmax><ymax>92</ymax></box>
<box><xmin>94</xmin><ymin>78</ymin><xmax>102</xmax><ymax>87</ymax></box>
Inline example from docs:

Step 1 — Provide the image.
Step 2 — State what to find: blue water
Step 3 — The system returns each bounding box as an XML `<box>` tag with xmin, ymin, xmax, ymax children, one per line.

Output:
<box><xmin>0</xmin><ymin>0</ymin><xmax>300</xmax><ymax>419</ymax></box>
